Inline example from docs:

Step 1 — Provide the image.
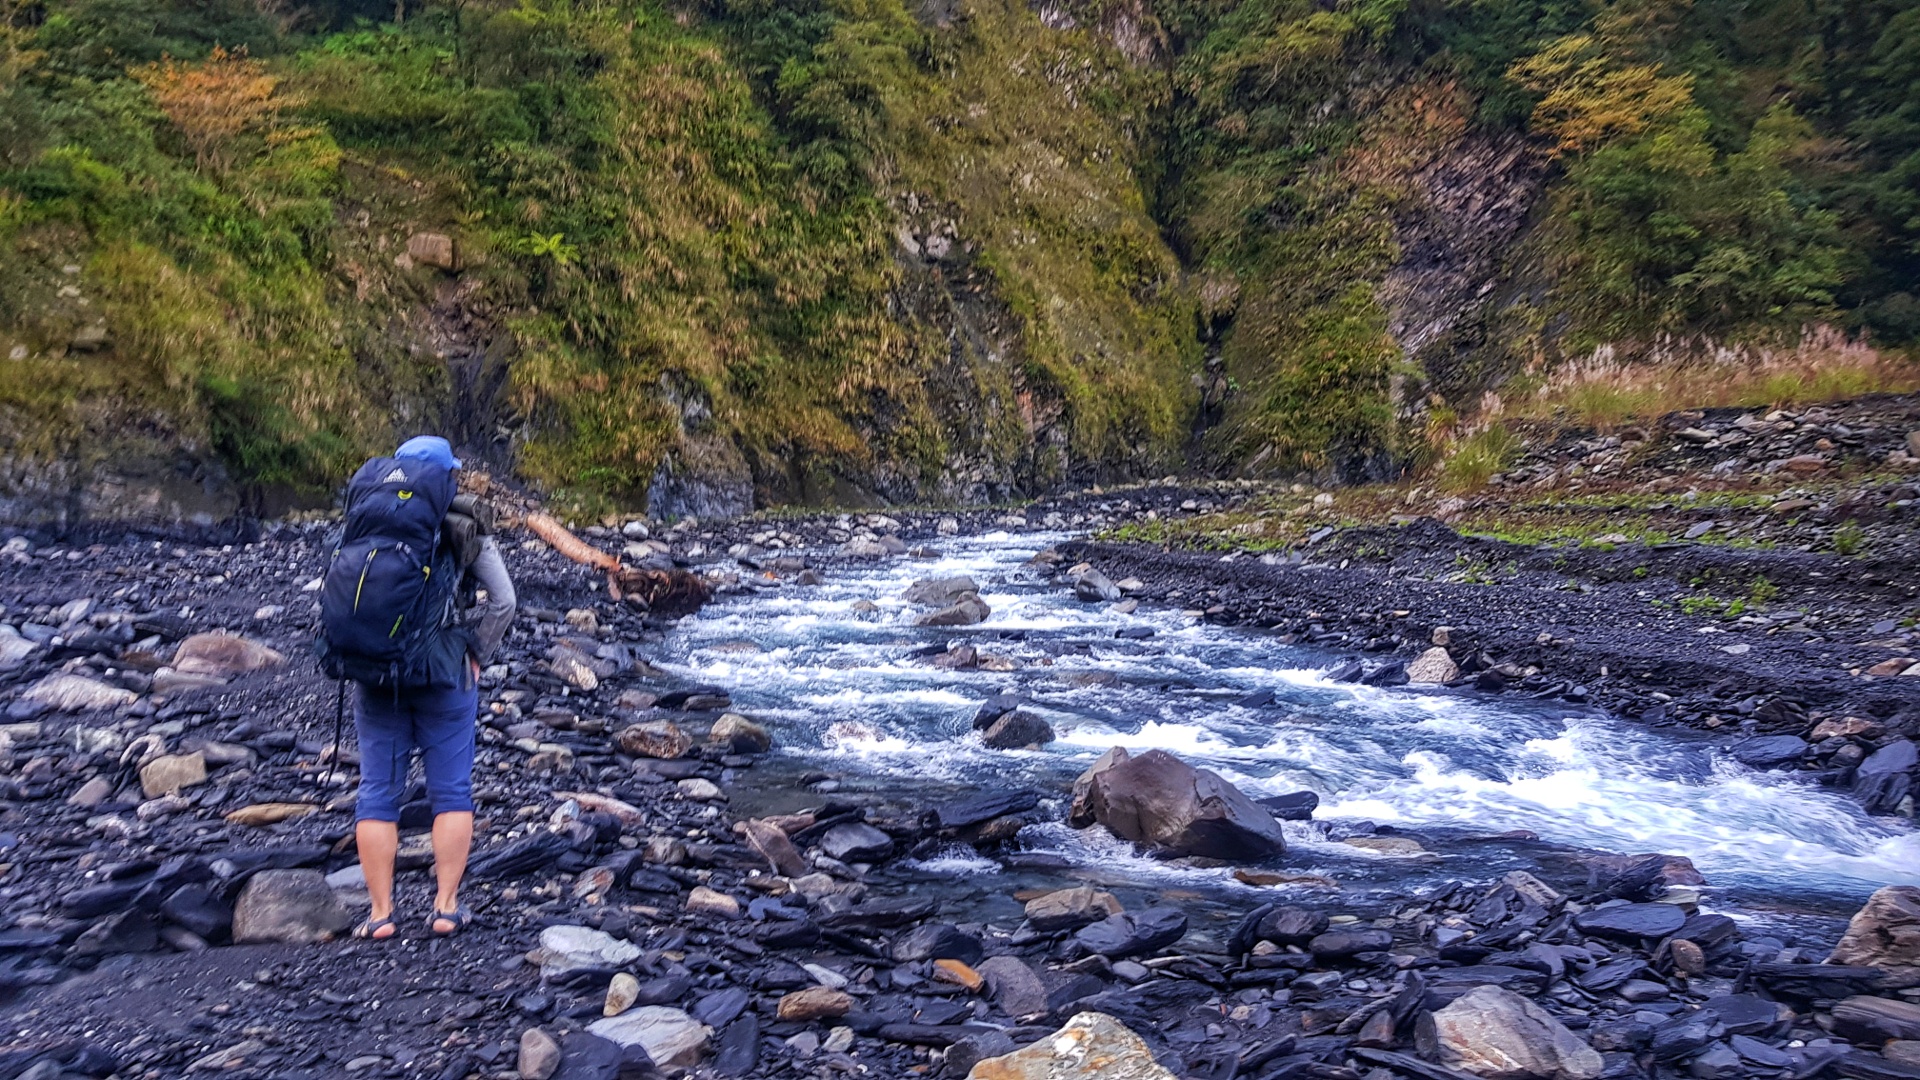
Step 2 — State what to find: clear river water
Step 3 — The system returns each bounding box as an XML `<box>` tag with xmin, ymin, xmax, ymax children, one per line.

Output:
<box><xmin>656</xmin><ymin>532</ymin><xmax>1919</xmax><ymax>937</ymax></box>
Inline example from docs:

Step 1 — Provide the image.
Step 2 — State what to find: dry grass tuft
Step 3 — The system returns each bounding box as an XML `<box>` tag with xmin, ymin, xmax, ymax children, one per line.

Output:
<box><xmin>1513</xmin><ymin>326</ymin><xmax>1920</xmax><ymax>431</ymax></box>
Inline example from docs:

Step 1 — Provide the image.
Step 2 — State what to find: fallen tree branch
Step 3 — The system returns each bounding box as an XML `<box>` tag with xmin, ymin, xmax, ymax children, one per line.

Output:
<box><xmin>525</xmin><ymin>512</ymin><xmax>620</xmax><ymax>572</ymax></box>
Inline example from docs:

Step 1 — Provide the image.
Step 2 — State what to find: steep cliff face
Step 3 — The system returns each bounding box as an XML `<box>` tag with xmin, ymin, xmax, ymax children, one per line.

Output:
<box><xmin>1</xmin><ymin>0</ymin><xmax>1913</xmax><ymax>524</ymax></box>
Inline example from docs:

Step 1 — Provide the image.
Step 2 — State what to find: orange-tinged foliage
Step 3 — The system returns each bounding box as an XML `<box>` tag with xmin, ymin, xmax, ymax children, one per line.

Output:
<box><xmin>1508</xmin><ymin>34</ymin><xmax>1694</xmax><ymax>158</ymax></box>
<box><xmin>132</xmin><ymin>46</ymin><xmax>292</xmax><ymax>174</ymax></box>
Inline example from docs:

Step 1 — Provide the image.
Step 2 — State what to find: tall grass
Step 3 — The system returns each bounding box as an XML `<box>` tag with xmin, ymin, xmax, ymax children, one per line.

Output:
<box><xmin>1516</xmin><ymin>326</ymin><xmax>1920</xmax><ymax>431</ymax></box>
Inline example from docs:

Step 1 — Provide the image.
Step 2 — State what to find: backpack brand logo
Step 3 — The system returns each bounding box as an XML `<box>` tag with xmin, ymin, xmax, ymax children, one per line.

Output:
<box><xmin>382</xmin><ymin>467</ymin><xmax>408</xmax><ymax>483</ymax></box>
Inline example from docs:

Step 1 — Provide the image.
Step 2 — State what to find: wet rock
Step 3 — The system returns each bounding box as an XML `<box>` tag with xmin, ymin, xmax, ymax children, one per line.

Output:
<box><xmin>161</xmin><ymin>884</ymin><xmax>233</xmax><ymax>940</ymax></box>
<box><xmin>520</xmin><ymin>1028</ymin><xmax>562</xmax><ymax>1080</ymax></box>
<box><xmin>1405</xmin><ymin>647</ymin><xmax>1459</xmax><ymax>684</ymax></box>
<box><xmin>1416</xmin><ymin>985</ymin><xmax>1604</xmax><ymax>1080</ymax></box>
<box><xmin>1074</xmin><ymin>907</ymin><xmax>1188</xmax><ymax>959</ymax></box>
<box><xmin>1731</xmin><ymin>735</ymin><xmax>1808</xmax><ymax>769</ymax></box>
<box><xmin>1256</xmin><ymin>791</ymin><xmax>1320</xmax><ymax>820</ymax></box>
<box><xmin>1308</xmin><ymin>927</ymin><xmax>1393</xmax><ymax>958</ymax></box>
<box><xmin>1699</xmin><ymin>994</ymin><xmax>1786</xmax><ymax>1036</ymax></box>
<box><xmin>25</xmin><ymin>674</ymin><xmax>136</xmax><ymax>713</ymax></box>
<box><xmin>820</xmin><ymin>822</ymin><xmax>893</xmax><ymax>863</ymax></box>
<box><xmin>536</xmin><ymin>925</ymin><xmax>642</xmax><ymax>975</ymax></box>
<box><xmin>1256</xmin><ymin>906</ymin><xmax>1329</xmax><ymax>946</ymax></box>
<box><xmin>932</xmin><ymin>789</ymin><xmax>1041</xmax><ymax>830</ymax></box>
<box><xmin>1572</xmin><ymin>902</ymin><xmax>1686</xmax><ymax>940</ymax></box>
<box><xmin>972</xmin><ymin>694</ymin><xmax>1023</xmax><ymax>730</ymax></box>
<box><xmin>964</xmin><ymin>1011</ymin><xmax>1175</xmax><ymax>1079</ymax></box>
<box><xmin>981</xmin><ymin>711</ymin><xmax>1055</xmax><ymax>750</ymax></box>
<box><xmin>1855</xmin><ymin>740</ymin><xmax>1917</xmax><ymax>813</ymax></box>
<box><xmin>1069</xmin><ymin>747</ymin><xmax>1287</xmax><ymax>860</ymax></box>
<box><xmin>892</xmin><ymin>923</ymin><xmax>985</xmax><ymax>965</ymax></box>
<box><xmin>778</xmin><ymin>987</ymin><xmax>853</xmax><ymax>1021</ymax></box>
<box><xmin>1073</xmin><ymin>570</ymin><xmax>1122</xmax><ymax>603</ymax></box>
<box><xmin>904</xmin><ymin>576</ymin><xmax>980</xmax><ymax>606</ymax></box>
<box><xmin>916</xmin><ymin>595</ymin><xmax>992</xmax><ymax>627</ymax></box>
<box><xmin>743</xmin><ymin>819</ymin><xmax>807</xmax><ymax>876</ymax></box>
<box><xmin>1834</xmin><ymin>997</ymin><xmax>1920</xmax><ymax>1043</ymax></box>
<box><xmin>171</xmin><ymin>632</ymin><xmax>285</xmax><ymax>679</ymax></box>
<box><xmin>230</xmin><ymin>869</ymin><xmax>352</xmax><ymax>944</ymax></box>
<box><xmin>1024</xmin><ymin>886</ymin><xmax>1122</xmax><ymax>933</ymax></box>
<box><xmin>708</xmin><ymin>713</ymin><xmax>772</xmax><ymax>754</ymax></box>
<box><xmin>1829</xmin><ymin>886</ymin><xmax>1920</xmax><ymax>967</ymax></box>
<box><xmin>618</xmin><ymin>720</ymin><xmax>693</xmax><ymax>760</ymax></box>
<box><xmin>977</xmin><ymin>955</ymin><xmax>1049</xmax><ymax>1018</ymax></box>
<box><xmin>585</xmin><ymin>1007</ymin><xmax>709</xmax><ymax>1068</ymax></box>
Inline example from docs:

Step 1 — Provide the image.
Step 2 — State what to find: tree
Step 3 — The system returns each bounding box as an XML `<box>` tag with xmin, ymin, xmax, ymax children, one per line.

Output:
<box><xmin>132</xmin><ymin>45</ymin><xmax>292</xmax><ymax>174</ymax></box>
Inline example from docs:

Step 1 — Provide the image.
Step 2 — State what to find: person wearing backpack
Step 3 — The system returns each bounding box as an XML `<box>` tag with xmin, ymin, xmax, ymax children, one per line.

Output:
<box><xmin>316</xmin><ymin>435</ymin><xmax>515</xmax><ymax>940</ymax></box>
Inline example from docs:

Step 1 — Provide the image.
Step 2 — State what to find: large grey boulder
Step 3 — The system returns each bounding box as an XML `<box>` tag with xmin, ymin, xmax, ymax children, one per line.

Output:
<box><xmin>915</xmin><ymin>594</ymin><xmax>991</xmax><ymax>627</ymax></box>
<box><xmin>1415</xmin><ymin>985</ymin><xmax>1603</xmax><ymax>1079</ymax></box>
<box><xmin>1068</xmin><ymin>747</ymin><xmax>1287</xmax><ymax>861</ymax></box>
<box><xmin>231</xmin><ymin>870</ymin><xmax>352</xmax><ymax>944</ymax></box>
<box><xmin>903</xmin><ymin>576</ymin><xmax>979</xmax><ymax>606</ymax></box>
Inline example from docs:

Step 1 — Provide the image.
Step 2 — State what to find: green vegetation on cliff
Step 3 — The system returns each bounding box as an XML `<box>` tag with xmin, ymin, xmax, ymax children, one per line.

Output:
<box><xmin>0</xmin><ymin>0</ymin><xmax>1915</xmax><ymax>517</ymax></box>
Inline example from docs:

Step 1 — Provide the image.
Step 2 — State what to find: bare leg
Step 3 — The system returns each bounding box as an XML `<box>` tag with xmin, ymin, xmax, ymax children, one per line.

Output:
<box><xmin>431</xmin><ymin>810</ymin><xmax>474</xmax><ymax>929</ymax></box>
<box><xmin>356</xmin><ymin>819</ymin><xmax>400</xmax><ymax>939</ymax></box>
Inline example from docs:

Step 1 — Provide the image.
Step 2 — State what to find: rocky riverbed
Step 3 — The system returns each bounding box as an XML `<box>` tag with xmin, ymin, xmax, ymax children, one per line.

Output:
<box><xmin>2</xmin><ymin>491</ymin><xmax>1919</xmax><ymax>1080</ymax></box>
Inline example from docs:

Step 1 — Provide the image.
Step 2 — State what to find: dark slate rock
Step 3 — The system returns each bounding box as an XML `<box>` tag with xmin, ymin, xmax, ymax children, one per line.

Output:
<box><xmin>891</xmin><ymin>924</ymin><xmax>984</xmax><ymax>965</ymax></box>
<box><xmin>1421</xmin><ymin>965</ymin><xmax>1550</xmax><ymax>1002</ymax></box>
<box><xmin>930</xmin><ymin>789</ymin><xmax>1040</xmax><ymax>831</ymax></box>
<box><xmin>1307</xmin><ymin>928</ymin><xmax>1392</xmax><ymax>958</ymax></box>
<box><xmin>551</xmin><ymin>1033</ymin><xmax>625</xmax><ymax>1080</ymax></box>
<box><xmin>1701</xmin><ymin>994</ymin><xmax>1786</xmax><ymax>1036</ymax></box>
<box><xmin>1731</xmin><ymin>735</ymin><xmax>1808</xmax><ymax>769</ymax></box>
<box><xmin>819</xmin><ymin>822</ymin><xmax>895</xmax><ymax>863</ymax></box>
<box><xmin>1074</xmin><ymin>907</ymin><xmax>1188</xmax><ymax>959</ymax></box>
<box><xmin>159</xmin><ymin>885</ymin><xmax>232</xmax><ymax>941</ymax></box>
<box><xmin>693</xmin><ymin>987</ymin><xmax>750</xmax><ymax>1029</ymax></box>
<box><xmin>819</xmin><ymin>897</ymin><xmax>936</xmax><ymax>930</ymax></box>
<box><xmin>1730</xmin><ymin>1034</ymin><xmax>1791</xmax><ymax>1068</ymax></box>
<box><xmin>943</xmin><ymin>1032</ymin><xmax>1017</xmax><ymax>1077</ymax></box>
<box><xmin>1259</xmin><ymin>906</ymin><xmax>1329</xmax><ymax>946</ymax></box>
<box><xmin>1649</xmin><ymin>1017</ymin><xmax>1716</xmax><ymax>1061</ymax></box>
<box><xmin>714</xmin><ymin>1014</ymin><xmax>758</xmax><ymax>1077</ymax></box>
<box><xmin>971</xmin><ymin>695</ymin><xmax>1022</xmax><ymax>731</ymax></box>
<box><xmin>1256</xmin><ymin>791</ymin><xmax>1320</xmax><ymax>821</ymax></box>
<box><xmin>1572</xmin><ymin>902</ymin><xmax>1686</xmax><ymax>940</ymax></box>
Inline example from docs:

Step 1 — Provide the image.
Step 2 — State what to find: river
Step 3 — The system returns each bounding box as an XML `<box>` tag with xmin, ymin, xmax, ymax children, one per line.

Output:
<box><xmin>657</xmin><ymin>531</ymin><xmax>1919</xmax><ymax>940</ymax></box>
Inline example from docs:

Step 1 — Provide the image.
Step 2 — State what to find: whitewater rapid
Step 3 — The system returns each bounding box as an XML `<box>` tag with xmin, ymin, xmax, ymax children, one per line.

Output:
<box><xmin>658</xmin><ymin>532</ymin><xmax>1918</xmax><ymax>908</ymax></box>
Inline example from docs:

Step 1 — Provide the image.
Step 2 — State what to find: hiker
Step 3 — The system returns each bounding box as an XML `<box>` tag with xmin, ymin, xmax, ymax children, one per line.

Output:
<box><xmin>317</xmin><ymin>435</ymin><xmax>515</xmax><ymax>940</ymax></box>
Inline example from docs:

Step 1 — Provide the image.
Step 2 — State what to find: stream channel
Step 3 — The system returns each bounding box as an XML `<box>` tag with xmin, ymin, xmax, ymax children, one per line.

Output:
<box><xmin>656</xmin><ymin>532</ymin><xmax>1920</xmax><ymax>948</ymax></box>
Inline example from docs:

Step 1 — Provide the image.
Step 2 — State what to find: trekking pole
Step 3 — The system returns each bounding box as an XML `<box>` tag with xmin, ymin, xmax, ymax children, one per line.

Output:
<box><xmin>323</xmin><ymin>679</ymin><xmax>346</xmax><ymax>788</ymax></box>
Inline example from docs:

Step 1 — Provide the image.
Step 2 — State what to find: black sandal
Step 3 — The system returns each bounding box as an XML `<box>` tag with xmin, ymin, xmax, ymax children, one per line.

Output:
<box><xmin>353</xmin><ymin>916</ymin><xmax>398</xmax><ymax>941</ymax></box>
<box><xmin>429</xmin><ymin>908</ymin><xmax>472</xmax><ymax>937</ymax></box>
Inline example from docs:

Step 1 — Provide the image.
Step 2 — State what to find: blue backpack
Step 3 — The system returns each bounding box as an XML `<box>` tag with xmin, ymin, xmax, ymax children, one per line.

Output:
<box><xmin>316</xmin><ymin>456</ymin><xmax>463</xmax><ymax>688</ymax></box>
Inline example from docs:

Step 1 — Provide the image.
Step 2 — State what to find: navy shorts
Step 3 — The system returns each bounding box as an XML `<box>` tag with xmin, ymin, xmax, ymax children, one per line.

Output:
<box><xmin>353</xmin><ymin>683</ymin><xmax>478</xmax><ymax>822</ymax></box>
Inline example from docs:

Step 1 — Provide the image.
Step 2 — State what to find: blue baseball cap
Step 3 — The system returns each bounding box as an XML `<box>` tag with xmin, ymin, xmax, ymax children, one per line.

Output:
<box><xmin>395</xmin><ymin>435</ymin><xmax>462</xmax><ymax>470</ymax></box>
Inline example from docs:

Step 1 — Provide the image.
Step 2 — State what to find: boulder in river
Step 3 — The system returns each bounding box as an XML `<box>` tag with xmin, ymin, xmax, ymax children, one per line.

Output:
<box><xmin>1024</xmin><ymin>886</ymin><xmax>1122</xmax><ymax>933</ymax></box>
<box><xmin>915</xmin><ymin>594</ymin><xmax>991</xmax><ymax>627</ymax></box>
<box><xmin>231</xmin><ymin>869</ymin><xmax>352</xmax><ymax>944</ymax></box>
<box><xmin>1731</xmin><ymin>735</ymin><xmax>1808</xmax><ymax>769</ymax></box>
<box><xmin>1829</xmin><ymin>886</ymin><xmax>1920</xmax><ymax>967</ymax></box>
<box><xmin>1073</xmin><ymin>570</ymin><xmax>1121</xmax><ymax>603</ymax></box>
<box><xmin>903</xmin><ymin>576</ymin><xmax>979</xmax><ymax>606</ymax></box>
<box><xmin>708</xmin><ymin>713</ymin><xmax>772</xmax><ymax>754</ymax></box>
<box><xmin>1416</xmin><ymin>984</ymin><xmax>1604</xmax><ymax>1080</ymax></box>
<box><xmin>1069</xmin><ymin>747</ymin><xmax>1287</xmax><ymax>860</ymax></box>
<box><xmin>981</xmin><ymin>711</ymin><xmax>1055</xmax><ymax>750</ymax></box>
<box><xmin>965</xmin><ymin>1012</ymin><xmax>1175</xmax><ymax>1079</ymax></box>
<box><xmin>1405</xmin><ymin>647</ymin><xmax>1459</xmax><ymax>684</ymax></box>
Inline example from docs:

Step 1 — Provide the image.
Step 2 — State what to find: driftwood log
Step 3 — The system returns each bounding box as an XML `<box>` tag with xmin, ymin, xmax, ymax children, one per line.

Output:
<box><xmin>523</xmin><ymin>512</ymin><xmax>712</xmax><ymax>616</ymax></box>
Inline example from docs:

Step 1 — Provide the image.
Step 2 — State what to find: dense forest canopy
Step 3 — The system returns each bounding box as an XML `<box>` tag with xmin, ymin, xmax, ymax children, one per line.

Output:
<box><xmin>0</xmin><ymin>0</ymin><xmax>1915</xmax><ymax>514</ymax></box>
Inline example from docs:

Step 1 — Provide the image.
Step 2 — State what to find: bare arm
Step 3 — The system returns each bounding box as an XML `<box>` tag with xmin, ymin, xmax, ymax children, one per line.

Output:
<box><xmin>469</xmin><ymin>537</ymin><xmax>516</xmax><ymax>665</ymax></box>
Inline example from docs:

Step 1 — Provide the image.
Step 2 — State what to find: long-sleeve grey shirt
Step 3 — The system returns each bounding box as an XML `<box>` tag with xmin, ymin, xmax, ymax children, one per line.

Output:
<box><xmin>467</xmin><ymin>536</ymin><xmax>516</xmax><ymax>665</ymax></box>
